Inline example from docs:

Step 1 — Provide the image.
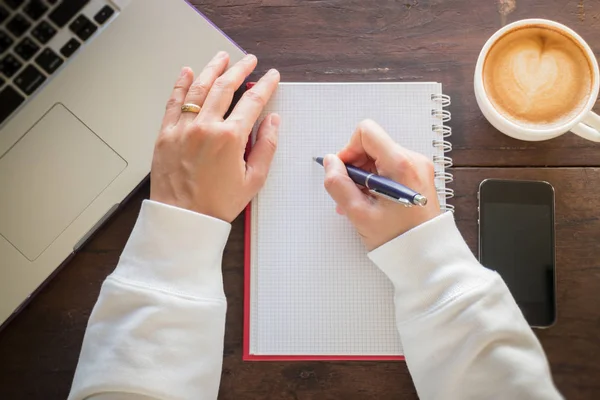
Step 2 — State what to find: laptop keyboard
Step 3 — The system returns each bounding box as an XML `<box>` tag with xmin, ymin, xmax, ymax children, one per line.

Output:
<box><xmin>0</xmin><ymin>0</ymin><xmax>117</xmax><ymax>126</ymax></box>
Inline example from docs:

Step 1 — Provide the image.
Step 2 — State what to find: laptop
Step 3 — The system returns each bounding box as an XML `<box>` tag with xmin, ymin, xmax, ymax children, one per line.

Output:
<box><xmin>0</xmin><ymin>0</ymin><xmax>245</xmax><ymax>328</ymax></box>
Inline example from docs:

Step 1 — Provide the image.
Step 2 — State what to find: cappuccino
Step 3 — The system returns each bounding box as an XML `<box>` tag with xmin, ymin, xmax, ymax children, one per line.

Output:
<box><xmin>483</xmin><ymin>25</ymin><xmax>593</xmax><ymax>129</ymax></box>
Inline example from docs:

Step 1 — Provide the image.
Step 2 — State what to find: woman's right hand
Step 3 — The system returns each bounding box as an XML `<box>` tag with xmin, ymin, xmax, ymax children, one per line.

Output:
<box><xmin>323</xmin><ymin>119</ymin><xmax>442</xmax><ymax>251</ymax></box>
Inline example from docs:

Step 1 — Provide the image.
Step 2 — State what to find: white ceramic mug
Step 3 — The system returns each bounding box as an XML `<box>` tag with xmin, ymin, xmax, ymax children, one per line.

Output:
<box><xmin>474</xmin><ymin>19</ymin><xmax>600</xmax><ymax>142</ymax></box>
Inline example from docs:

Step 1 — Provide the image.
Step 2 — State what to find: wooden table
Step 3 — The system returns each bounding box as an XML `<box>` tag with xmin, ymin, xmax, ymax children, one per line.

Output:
<box><xmin>1</xmin><ymin>1</ymin><xmax>599</xmax><ymax>399</ymax></box>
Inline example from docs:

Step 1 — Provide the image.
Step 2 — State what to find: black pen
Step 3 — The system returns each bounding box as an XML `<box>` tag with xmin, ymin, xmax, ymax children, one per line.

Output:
<box><xmin>313</xmin><ymin>156</ymin><xmax>427</xmax><ymax>207</ymax></box>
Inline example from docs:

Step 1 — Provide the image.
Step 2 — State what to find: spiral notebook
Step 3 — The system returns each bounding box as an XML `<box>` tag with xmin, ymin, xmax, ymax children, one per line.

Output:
<box><xmin>244</xmin><ymin>82</ymin><xmax>453</xmax><ymax>360</ymax></box>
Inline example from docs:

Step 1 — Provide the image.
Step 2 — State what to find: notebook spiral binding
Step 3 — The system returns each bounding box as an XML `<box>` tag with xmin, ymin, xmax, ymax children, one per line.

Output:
<box><xmin>431</xmin><ymin>94</ymin><xmax>454</xmax><ymax>213</ymax></box>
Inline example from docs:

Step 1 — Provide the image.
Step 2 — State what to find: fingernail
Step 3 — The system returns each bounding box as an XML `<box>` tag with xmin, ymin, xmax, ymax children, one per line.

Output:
<box><xmin>179</xmin><ymin>67</ymin><xmax>188</xmax><ymax>78</ymax></box>
<box><xmin>267</xmin><ymin>68</ymin><xmax>279</xmax><ymax>77</ymax></box>
<box><xmin>216</xmin><ymin>51</ymin><xmax>227</xmax><ymax>59</ymax></box>
<box><xmin>270</xmin><ymin>113</ymin><xmax>280</xmax><ymax>128</ymax></box>
<box><xmin>244</xmin><ymin>54</ymin><xmax>256</xmax><ymax>62</ymax></box>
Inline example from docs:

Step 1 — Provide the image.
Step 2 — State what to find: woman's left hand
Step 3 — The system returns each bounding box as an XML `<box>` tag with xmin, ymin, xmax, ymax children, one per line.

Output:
<box><xmin>150</xmin><ymin>51</ymin><xmax>280</xmax><ymax>222</ymax></box>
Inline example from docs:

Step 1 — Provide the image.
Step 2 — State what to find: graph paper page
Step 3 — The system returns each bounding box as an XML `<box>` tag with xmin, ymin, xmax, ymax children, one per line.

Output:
<box><xmin>250</xmin><ymin>82</ymin><xmax>446</xmax><ymax>356</ymax></box>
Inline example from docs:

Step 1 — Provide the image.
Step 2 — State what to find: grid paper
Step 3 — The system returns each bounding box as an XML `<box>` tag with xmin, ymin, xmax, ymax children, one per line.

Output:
<box><xmin>250</xmin><ymin>82</ymin><xmax>446</xmax><ymax>356</ymax></box>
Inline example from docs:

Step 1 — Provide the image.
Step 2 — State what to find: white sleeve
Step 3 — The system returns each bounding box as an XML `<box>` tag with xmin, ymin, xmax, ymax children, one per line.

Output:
<box><xmin>68</xmin><ymin>200</ymin><xmax>231</xmax><ymax>400</ymax></box>
<box><xmin>368</xmin><ymin>212</ymin><xmax>563</xmax><ymax>400</ymax></box>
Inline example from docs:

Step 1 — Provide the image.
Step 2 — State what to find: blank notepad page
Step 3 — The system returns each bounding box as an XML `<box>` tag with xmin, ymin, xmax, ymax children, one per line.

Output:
<box><xmin>249</xmin><ymin>82</ymin><xmax>446</xmax><ymax>356</ymax></box>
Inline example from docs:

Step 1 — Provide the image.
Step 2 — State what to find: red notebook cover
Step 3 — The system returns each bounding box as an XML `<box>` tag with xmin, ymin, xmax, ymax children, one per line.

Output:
<box><xmin>242</xmin><ymin>82</ymin><xmax>404</xmax><ymax>361</ymax></box>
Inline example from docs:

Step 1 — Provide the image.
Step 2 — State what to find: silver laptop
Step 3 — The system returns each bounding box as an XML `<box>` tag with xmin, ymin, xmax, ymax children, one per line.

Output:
<box><xmin>0</xmin><ymin>0</ymin><xmax>245</xmax><ymax>328</ymax></box>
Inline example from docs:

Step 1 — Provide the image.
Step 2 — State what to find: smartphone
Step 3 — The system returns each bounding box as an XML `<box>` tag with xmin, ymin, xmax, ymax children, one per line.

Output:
<box><xmin>478</xmin><ymin>179</ymin><xmax>556</xmax><ymax>328</ymax></box>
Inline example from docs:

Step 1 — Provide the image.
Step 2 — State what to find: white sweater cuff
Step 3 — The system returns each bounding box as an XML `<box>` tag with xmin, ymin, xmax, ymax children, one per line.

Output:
<box><xmin>112</xmin><ymin>200</ymin><xmax>232</xmax><ymax>300</ymax></box>
<box><xmin>368</xmin><ymin>212</ymin><xmax>498</xmax><ymax>323</ymax></box>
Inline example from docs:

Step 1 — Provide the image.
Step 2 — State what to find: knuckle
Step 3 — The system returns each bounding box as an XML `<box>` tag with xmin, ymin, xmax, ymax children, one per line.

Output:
<box><xmin>247</xmin><ymin>169</ymin><xmax>268</xmax><ymax>192</ymax></box>
<box><xmin>253</xmin><ymin>167</ymin><xmax>269</xmax><ymax>183</ymax></box>
<box><xmin>154</xmin><ymin>134</ymin><xmax>171</xmax><ymax>150</ymax></box>
<box><xmin>188</xmin><ymin>81</ymin><xmax>211</xmax><ymax>98</ymax></box>
<box><xmin>189</xmin><ymin>121</ymin><xmax>213</xmax><ymax>139</ymax></box>
<box><xmin>244</xmin><ymin>90</ymin><xmax>266</xmax><ymax>108</ymax></box>
<box><xmin>214</xmin><ymin>76</ymin><xmax>233</xmax><ymax>90</ymax></box>
<box><xmin>219</xmin><ymin>124</ymin><xmax>239</xmax><ymax>140</ymax></box>
<box><xmin>262</xmin><ymin>133</ymin><xmax>278</xmax><ymax>154</ymax></box>
<box><xmin>422</xmin><ymin>157</ymin><xmax>435</xmax><ymax>176</ymax></box>
<box><xmin>205</xmin><ymin>60</ymin><xmax>221</xmax><ymax>71</ymax></box>
<box><xmin>196</xmin><ymin>121</ymin><xmax>210</xmax><ymax>134</ymax></box>
<box><xmin>345</xmin><ymin>200</ymin><xmax>363</xmax><ymax>216</ymax></box>
<box><xmin>165</xmin><ymin>96</ymin><xmax>180</xmax><ymax>111</ymax></box>
<box><xmin>323</xmin><ymin>173</ymin><xmax>343</xmax><ymax>191</ymax></box>
<box><xmin>172</xmin><ymin>82</ymin><xmax>188</xmax><ymax>91</ymax></box>
<box><xmin>392</xmin><ymin>152</ymin><xmax>412</xmax><ymax>171</ymax></box>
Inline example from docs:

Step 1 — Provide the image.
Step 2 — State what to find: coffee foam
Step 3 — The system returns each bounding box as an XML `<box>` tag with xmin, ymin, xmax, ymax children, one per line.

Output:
<box><xmin>483</xmin><ymin>25</ymin><xmax>593</xmax><ymax>129</ymax></box>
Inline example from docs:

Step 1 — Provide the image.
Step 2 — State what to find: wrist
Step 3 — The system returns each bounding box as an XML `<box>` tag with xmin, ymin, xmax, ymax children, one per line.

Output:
<box><xmin>362</xmin><ymin>208</ymin><xmax>442</xmax><ymax>251</ymax></box>
<box><xmin>149</xmin><ymin>191</ymin><xmax>237</xmax><ymax>223</ymax></box>
<box><xmin>368</xmin><ymin>212</ymin><xmax>495</xmax><ymax>323</ymax></box>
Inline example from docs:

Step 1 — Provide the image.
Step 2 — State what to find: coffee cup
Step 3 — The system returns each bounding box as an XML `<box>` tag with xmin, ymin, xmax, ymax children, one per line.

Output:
<box><xmin>474</xmin><ymin>19</ymin><xmax>600</xmax><ymax>142</ymax></box>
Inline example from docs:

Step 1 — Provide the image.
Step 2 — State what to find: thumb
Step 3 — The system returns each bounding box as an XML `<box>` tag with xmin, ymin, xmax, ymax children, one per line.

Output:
<box><xmin>323</xmin><ymin>154</ymin><xmax>371</xmax><ymax>221</ymax></box>
<box><xmin>246</xmin><ymin>113</ymin><xmax>280</xmax><ymax>191</ymax></box>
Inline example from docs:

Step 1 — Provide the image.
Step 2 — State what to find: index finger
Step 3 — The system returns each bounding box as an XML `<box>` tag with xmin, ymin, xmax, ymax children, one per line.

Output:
<box><xmin>227</xmin><ymin>68</ymin><xmax>280</xmax><ymax>134</ymax></box>
<box><xmin>337</xmin><ymin>119</ymin><xmax>399</xmax><ymax>166</ymax></box>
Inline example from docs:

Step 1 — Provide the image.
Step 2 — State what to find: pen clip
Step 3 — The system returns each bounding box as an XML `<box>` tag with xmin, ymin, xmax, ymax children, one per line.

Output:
<box><xmin>369</xmin><ymin>189</ymin><xmax>413</xmax><ymax>207</ymax></box>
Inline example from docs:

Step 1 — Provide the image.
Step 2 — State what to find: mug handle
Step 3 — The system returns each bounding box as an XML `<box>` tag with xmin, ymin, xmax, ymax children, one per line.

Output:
<box><xmin>571</xmin><ymin>111</ymin><xmax>600</xmax><ymax>142</ymax></box>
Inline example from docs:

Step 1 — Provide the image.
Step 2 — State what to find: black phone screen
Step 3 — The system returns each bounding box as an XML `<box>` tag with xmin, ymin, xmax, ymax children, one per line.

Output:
<box><xmin>479</xmin><ymin>179</ymin><xmax>556</xmax><ymax>327</ymax></box>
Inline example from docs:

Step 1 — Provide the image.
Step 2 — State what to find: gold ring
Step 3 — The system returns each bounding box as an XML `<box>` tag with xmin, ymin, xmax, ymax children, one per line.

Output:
<box><xmin>181</xmin><ymin>103</ymin><xmax>201</xmax><ymax>113</ymax></box>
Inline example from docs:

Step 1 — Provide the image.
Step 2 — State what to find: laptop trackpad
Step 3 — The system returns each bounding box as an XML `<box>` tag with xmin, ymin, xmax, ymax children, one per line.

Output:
<box><xmin>0</xmin><ymin>104</ymin><xmax>126</xmax><ymax>261</ymax></box>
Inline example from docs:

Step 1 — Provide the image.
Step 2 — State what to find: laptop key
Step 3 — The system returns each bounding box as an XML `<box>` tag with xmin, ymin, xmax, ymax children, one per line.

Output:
<box><xmin>0</xmin><ymin>5</ymin><xmax>9</xmax><ymax>24</ymax></box>
<box><xmin>59</xmin><ymin>37</ymin><xmax>80</xmax><ymax>57</ymax></box>
<box><xmin>68</xmin><ymin>14</ymin><xmax>85</xmax><ymax>33</ymax></box>
<box><xmin>35</xmin><ymin>47</ymin><xmax>62</xmax><ymax>73</ymax></box>
<box><xmin>4</xmin><ymin>0</ymin><xmax>25</xmax><ymax>10</ymax></box>
<box><xmin>14</xmin><ymin>37</ymin><xmax>39</xmax><ymax>60</ymax></box>
<box><xmin>7</xmin><ymin>14</ymin><xmax>31</xmax><ymax>37</ymax></box>
<box><xmin>93</xmin><ymin>5</ymin><xmax>113</xmax><ymax>25</ymax></box>
<box><xmin>0</xmin><ymin>31</ymin><xmax>13</xmax><ymax>54</ymax></box>
<box><xmin>23</xmin><ymin>0</ymin><xmax>48</xmax><ymax>20</ymax></box>
<box><xmin>31</xmin><ymin>20</ymin><xmax>56</xmax><ymax>44</ymax></box>
<box><xmin>14</xmin><ymin>64</ymin><xmax>45</xmax><ymax>95</ymax></box>
<box><xmin>69</xmin><ymin>14</ymin><xmax>96</xmax><ymax>41</ymax></box>
<box><xmin>0</xmin><ymin>76</ymin><xmax>5</xmax><ymax>87</ymax></box>
<box><xmin>49</xmin><ymin>0</ymin><xmax>89</xmax><ymax>27</ymax></box>
<box><xmin>0</xmin><ymin>53</ymin><xmax>22</xmax><ymax>77</ymax></box>
<box><xmin>77</xmin><ymin>21</ymin><xmax>96</xmax><ymax>40</ymax></box>
<box><xmin>0</xmin><ymin>85</ymin><xmax>25</xmax><ymax>124</ymax></box>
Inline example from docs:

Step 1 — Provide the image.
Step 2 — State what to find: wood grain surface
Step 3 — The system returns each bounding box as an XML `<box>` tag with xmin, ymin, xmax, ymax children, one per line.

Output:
<box><xmin>194</xmin><ymin>0</ymin><xmax>600</xmax><ymax>167</ymax></box>
<box><xmin>1</xmin><ymin>0</ymin><xmax>600</xmax><ymax>399</ymax></box>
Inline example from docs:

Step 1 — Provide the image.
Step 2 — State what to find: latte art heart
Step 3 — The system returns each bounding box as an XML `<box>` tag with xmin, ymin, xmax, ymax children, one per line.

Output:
<box><xmin>483</xmin><ymin>26</ymin><xmax>593</xmax><ymax>129</ymax></box>
<box><xmin>512</xmin><ymin>47</ymin><xmax>559</xmax><ymax>96</ymax></box>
